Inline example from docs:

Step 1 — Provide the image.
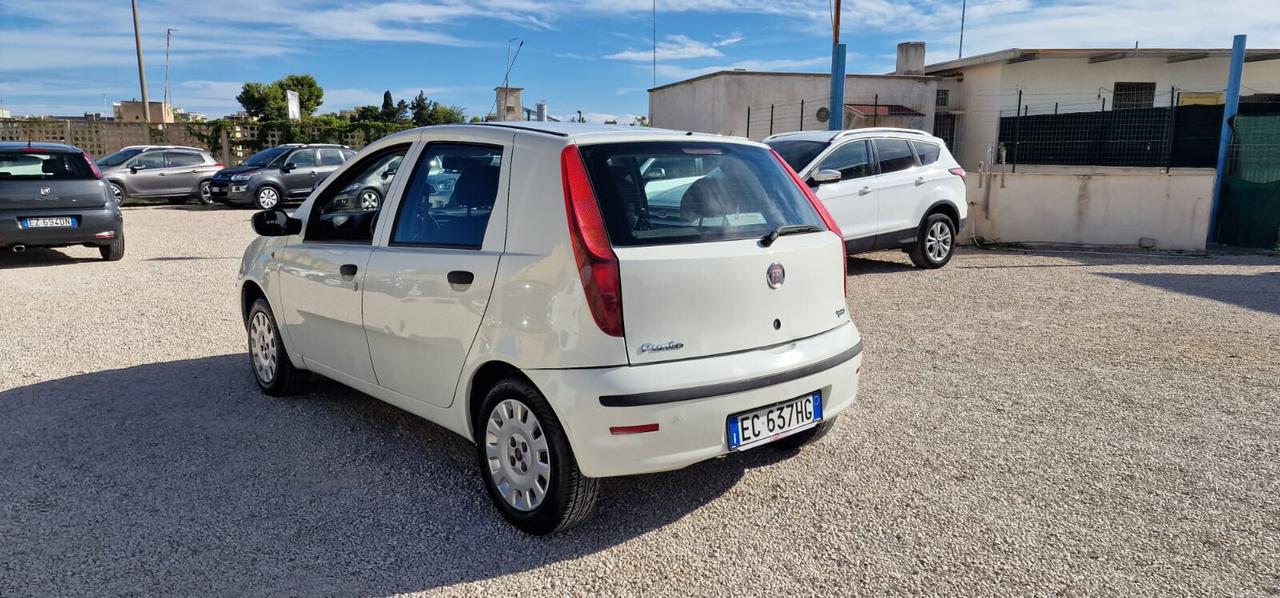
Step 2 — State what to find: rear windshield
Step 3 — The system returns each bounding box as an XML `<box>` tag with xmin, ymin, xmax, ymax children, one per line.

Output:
<box><xmin>766</xmin><ymin>139</ymin><xmax>829</xmax><ymax>172</ymax></box>
<box><xmin>97</xmin><ymin>148</ymin><xmax>143</xmax><ymax>167</ymax></box>
<box><xmin>0</xmin><ymin>151</ymin><xmax>96</xmax><ymax>180</ymax></box>
<box><xmin>578</xmin><ymin>141</ymin><xmax>825</xmax><ymax>247</ymax></box>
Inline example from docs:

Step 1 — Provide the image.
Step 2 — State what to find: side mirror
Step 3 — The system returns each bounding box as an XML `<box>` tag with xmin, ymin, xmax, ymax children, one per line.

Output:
<box><xmin>642</xmin><ymin>167</ymin><xmax>666</xmax><ymax>181</ymax></box>
<box><xmin>130</xmin><ymin>163</ymin><xmax>146</xmax><ymax>173</ymax></box>
<box><xmin>280</xmin><ymin>163</ymin><xmax>296</xmax><ymax>173</ymax></box>
<box><xmin>809</xmin><ymin>169</ymin><xmax>841</xmax><ymax>186</ymax></box>
<box><xmin>381</xmin><ymin>169</ymin><xmax>396</xmax><ymax>179</ymax></box>
<box><xmin>251</xmin><ymin>210</ymin><xmax>302</xmax><ymax>237</ymax></box>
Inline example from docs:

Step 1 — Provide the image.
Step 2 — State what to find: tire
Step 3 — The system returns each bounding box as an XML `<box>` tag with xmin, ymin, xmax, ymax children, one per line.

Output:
<box><xmin>98</xmin><ymin>230</ymin><xmax>125</xmax><ymax>261</ymax></box>
<box><xmin>196</xmin><ymin>180</ymin><xmax>214</xmax><ymax>205</ymax></box>
<box><xmin>247</xmin><ymin>298</ymin><xmax>309</xmax><ymax>396</ymax></box>
<box><xmin>253</xmin><ymin>185</ymin><xmax>283</xmax><ymax>210</ymax></box>
<box><xmin>475</xmin><ymin>378</ymin><xmax>600</xmax><ymax>535</ymax></box>
<box><xmin>908</xmin><ymin>213</ymin><xmax>956</xmax><ymax>269</ymax></box>
<box><xmin>109</xmin><ymin>182</ymin><xmax>126</xmax><ymax>204</ymax></box>
<box><xmin>768</xmin><ymin>416</ymin><xmax>838</xmax><ymax>450</ymax></box>
<box><xmin>358</xmin><ymin>187</ymin><xmax>381</xmax><ymax>210</ymax></box>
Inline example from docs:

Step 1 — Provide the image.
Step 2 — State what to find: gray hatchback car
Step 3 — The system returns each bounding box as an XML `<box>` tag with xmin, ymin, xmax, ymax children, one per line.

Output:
<box><xmin>1</xmin><ymin>142</ymin><xmax>125</xmax><ymax>260</ymax></box>
<box><xmin>97</xmin><ymin>145</ymin><xmax>223</xmax><ymax>205</ymax></box>
<box><xmin>208</xmin><ymin>144</ymin><xmax>355</xmax><ymax>209</ymax></box>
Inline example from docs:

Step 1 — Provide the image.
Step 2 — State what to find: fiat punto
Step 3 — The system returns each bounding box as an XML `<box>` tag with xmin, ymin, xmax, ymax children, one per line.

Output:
<box><xmin>238</xmin><ymin>122</ymin><xmax>863</xmax><ymax>534</ymax></box>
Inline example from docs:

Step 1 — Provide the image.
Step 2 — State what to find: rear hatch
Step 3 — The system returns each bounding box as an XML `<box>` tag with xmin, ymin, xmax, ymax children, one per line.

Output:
<box><xmin>0</xmin><ymin>148</ymin><xmax>108</xmax><ymax>209</ymax></box>
<box><xmin>577</xmin><ymin>140</ymin><xmax>848</xmax><ymax>365</ymax></box>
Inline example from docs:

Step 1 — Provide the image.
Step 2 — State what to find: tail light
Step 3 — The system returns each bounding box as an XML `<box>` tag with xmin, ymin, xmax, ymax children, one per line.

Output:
<box><xmin>769</xmin><ymin>148</ymin><xmax>848</xmax><ymax>297</ymax></box>
<box><xmin>948</xmin><ymin>167</ymin><xmax>966</xmax><ymax>179</ymax></box>
<box><xmin>561</xmin><ymin>145</ymin><xmax>624</xmax><ymax>337</ymax></box>
<box><xmin>83</xmin><ymin>152</ymin><xmax>103</xmax><ymax>179</ymax></box>
<box><xmin>213</xmin><ymin>162</ymin><xmax>225</xmax><ymax>168</ymax></box>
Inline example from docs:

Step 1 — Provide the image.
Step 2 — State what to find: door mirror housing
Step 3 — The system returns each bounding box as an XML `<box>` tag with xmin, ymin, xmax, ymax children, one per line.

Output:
<box><xmin>280</xmin><ymin>162</ymin><xmax>296</xmax><ymax>173</ymax></box>
<box><xmin>642</xmin><ymin>167</ymin><xmax>666</xmax><ymax>181</ymax></box>
<box><xmin>129</xmin><ymin>163</ymin><xmax>146</xmax><ymax>174</ymax></box>
<box><xmin>251</xmin><ymin>209</ymin><xmax>302</xmax><ymax>237</ymax></box>
<box><xmin>809</xmin><ymin>169</ymin><xmax>841</xmax><ymax>186</ymax></box>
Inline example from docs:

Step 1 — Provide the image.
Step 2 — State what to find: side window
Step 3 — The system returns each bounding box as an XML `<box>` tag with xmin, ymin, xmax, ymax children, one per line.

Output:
<box><xmin>131</xmin><ymin>151</ymin><xmax>166</xmax><ymax>169</ymax></box>
<box><xmin>817</xmin><ymin>140</ymin><xmax>872</xmax><ymax>181</ymax></box>
<box><xmin>910</xmin><ymin>141</ymin><xmax>941</xmax><ymax>166</ymax></box>
<box><xmin>873</xmin><ymin>139</ymin><xmax>916</xmax><ymax>174</ymax></box>
<box><xmin>342</xmin><ymin>149</ymin><xmax>357</xmax><ymax>161</ymax></box>
<box><xmin>318</xmin><ymin>149</ymin><xmax>345</xmax><ymax>166</ymax></box>
<box><xmin>287</xmin><ymin>150</ymin><xmax>316</xmax><ymax>168</ymax></box>
<box><xmin>305</xmin><ymin>145</ymin><xmax>410</xmax><ymax>244</ymax></box>
<box><xmin>391</xmin><ymin>143</ymin><xmax>503</xmax><ymax>249</ymax></box>
<box><xmin>166</xmin><ymin>151</ymin><xmax>203</xmax><ymax>167</ymax></box>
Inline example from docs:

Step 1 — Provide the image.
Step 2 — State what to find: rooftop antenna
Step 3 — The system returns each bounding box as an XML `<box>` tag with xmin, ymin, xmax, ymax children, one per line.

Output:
<box><xmin>492</xmin><ymin>38</ymin><xmax>523</xmax><ymax>121</ymax></box>
<box><xmin>164</xmin><ymin>28</ymin><xmax>178</xmax><ymax>109</ymax></box>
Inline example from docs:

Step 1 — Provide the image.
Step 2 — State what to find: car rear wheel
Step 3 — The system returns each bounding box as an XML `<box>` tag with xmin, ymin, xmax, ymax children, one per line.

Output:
<box><xmin>358</xmin><ymin>188</ymin><xmax>381</xmax><ymax>210</ymax></box>
<box><xmin>197</xmin><ymin>180</ymin><xmax>214</xmax><ymax>205</ymax></box>
<box><xmin>908</xmin><ymin>213</ymin><xmax>956</xmax><ymax>269</ymax></box>
<box><xmin>254</xmin><ymin>185</ymin><xmax>282</xmax><ymax>210</ymax></box>
<box><xmin>247</xmin><ymin>298</ymin><xmax>308</xmax><ymax>396</ymax></box>
<box><xmin>476</xmin><ymin>378</ymin><xmax>599</xmax><ymax>535</ymax></box>
<box><xmin>99</xmin><ymin>230</ymin><xmax>125</xmax><ymax>261</ymax></box>
<box><xmin>109</xmin><ymin>182</ymin><xmax>126</xmax><ymax>204</ymax></box>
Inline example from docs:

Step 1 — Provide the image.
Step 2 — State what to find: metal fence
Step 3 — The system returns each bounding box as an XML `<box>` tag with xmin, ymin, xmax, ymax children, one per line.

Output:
<box><xmin>994</xmin><ymin>89</ymin><xmax>1280</xmax><ymax>171</ymax></box>
<box><xmin>743</xmin><ymin>94</ymin><xmax>936</xmax><ymax>140</ymax></box>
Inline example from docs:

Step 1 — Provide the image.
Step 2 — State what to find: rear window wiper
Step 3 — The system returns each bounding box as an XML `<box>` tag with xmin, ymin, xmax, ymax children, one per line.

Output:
<box><xmin>760</xmin><ymin>224</ymin><xmax>822</xmax><ymax>247</ymax></box>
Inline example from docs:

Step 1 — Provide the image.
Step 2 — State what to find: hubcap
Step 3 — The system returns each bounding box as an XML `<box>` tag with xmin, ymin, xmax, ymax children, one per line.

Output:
<box><xmin>258</xmin><ymin>187</ymin><xmax>279</xmax><ymax>209</ymax></box>
<box><xmin>925</xmin><ymin>221</ymin><xmax>953</xmax><ymax>262</ymax></box>
<box><xmin>111</xmin><ymin>184</ymin><xmax>123</xmax><ymax>201</ymax></box>
<box><xmin>360</xmin><ymin>190</ymin><xmax>379</xmax><ymax>210</ymax></box>
<box><xmin>249</xmin><ymin>311</ymin><xmax>278</xmax><ymax>384</ymax></box>
<box><xmin>485</xmin><ymin>399</ymin><xmax>552</xmax><ymax>512</ymax></box>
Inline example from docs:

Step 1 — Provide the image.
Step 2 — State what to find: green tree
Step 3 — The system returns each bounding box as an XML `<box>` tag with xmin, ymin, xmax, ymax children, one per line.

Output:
<box><xmin>410</xmin><ymin>91</ymin><xmax>431</xmax><ymax>126</ymax></box>
<box><xmin>236</xmin><ymin>74</ymin><xmax>325</xmax><ymax>120</ymax></box>
<box><xmin>407</xmin><ymin>90</ymin><xmax>465</xmax><ymax>126</ymax></box>
<box><xmin>379</xmin><ymin>91</ymin><xmax>397</xmax><ymax>122</ymax></box>
<box><xmin>393</xmin><ymin>99</ymin><xmax>410</xmax><ymax>123</ymax></box>
<box><xmin>354</xmin><ymin>105</ymin><xmax>381</xmax><ymax>121</ymax></box>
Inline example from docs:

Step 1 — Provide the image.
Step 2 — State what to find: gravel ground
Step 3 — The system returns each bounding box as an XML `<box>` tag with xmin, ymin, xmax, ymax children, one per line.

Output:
<box><xmin>2</xmin><ymin>206</ymin><xmax>1278</xmax><ymax>596</ymax></box>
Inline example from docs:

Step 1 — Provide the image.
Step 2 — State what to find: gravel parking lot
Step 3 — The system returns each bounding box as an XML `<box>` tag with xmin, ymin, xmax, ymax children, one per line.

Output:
<box><xmin>2</xmin><ymin>206</ymin><xmax>1278</xmax><ymax>596</ymax></box>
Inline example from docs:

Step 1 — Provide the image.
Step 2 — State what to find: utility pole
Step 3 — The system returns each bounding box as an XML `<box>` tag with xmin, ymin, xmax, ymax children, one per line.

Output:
<box><xmin>164</xmin><ymin>28</ymin><xmax>177</xmax><ymax>110</ymax></box>
<box><xmin>958</xmin><ymin>0</ymin><xmax>967</xmax><ymax>58</ymax></box>
<box><xmin>828</xmin><ymin>0</ymin><xmax>846</xmax><ymax>131</ymax></box>
<box><xmin>131</xmin><ymin>0</ymin><xmax>151</xmax><ymax>123</ymax></box>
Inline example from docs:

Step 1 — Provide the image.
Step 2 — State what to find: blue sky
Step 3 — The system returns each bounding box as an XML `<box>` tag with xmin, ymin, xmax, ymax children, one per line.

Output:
<box><xmin>1</xmin><ymin>0</ymin><xmax>1276</xmax><ymax>121</ymax></box>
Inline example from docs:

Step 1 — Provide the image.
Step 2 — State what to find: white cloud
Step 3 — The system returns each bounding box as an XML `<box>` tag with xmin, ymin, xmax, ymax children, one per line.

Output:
<box><xmin>714</xmin><ymin>35</ymin><xmax>745</xmax><ymax>47</ymax></box>
<box><xmin>606</xmin><ymin>35</ymin><xmax>725</xmax><ymax>61</ymax></box>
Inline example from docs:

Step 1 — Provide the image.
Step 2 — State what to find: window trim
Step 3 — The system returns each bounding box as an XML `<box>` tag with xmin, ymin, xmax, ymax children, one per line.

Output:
<box><xmin>387</xmin><ymin>141</ymin><xmax>505</xmax><ymax>251</ymax></box>
<box><xmin>302</xmin><ymin>143</ymin><xmax>414</xmax><ymax>245</ymax></box>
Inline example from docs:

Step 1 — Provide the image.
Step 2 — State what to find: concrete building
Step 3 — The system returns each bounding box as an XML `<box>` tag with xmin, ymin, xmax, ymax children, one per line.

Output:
<box><xmin>923</xmin><ymin>47</ymin><xmax>1280</xmax><ymax>169</ymax></box>
<box><xmin>492</xmin><ymin>86</ymin><xmax>524</xmax><ymax>122</ymax></box>
<box><xmin>648</xmin><ymin>43</ymin><xmax>938</xmax><ymax>140</ymax></box>
<box><xmin>113</xmin><ymin>100</ymin><xmax>175</xmax><ymax>123</ymax></box>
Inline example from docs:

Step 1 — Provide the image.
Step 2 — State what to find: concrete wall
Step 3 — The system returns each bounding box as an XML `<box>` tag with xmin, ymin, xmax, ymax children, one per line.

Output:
<box><xmin>649</xmin><ymin>71</ymin><xmax>937</xmax><ymax>140</ymax></box>
<box><xmin>964</xmin><ymin>166</ymin><xmax>1214</xmax><ymax>250</ymax></box>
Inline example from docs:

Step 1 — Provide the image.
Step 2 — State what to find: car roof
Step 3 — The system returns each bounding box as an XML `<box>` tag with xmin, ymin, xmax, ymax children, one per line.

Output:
<box><xmin>765</xmin><ymin>127</ymin><xmax>942</xmax><ymax>144</ymax></box>
<box><xmin>0</xmin><ymin>141</ymin><xmax>84</xmax><ymax>153</ymax></box>
<box><xmin>463</xmin><ymin>121</ymin><xmax>763</xmax><ymax>146</ymax></box>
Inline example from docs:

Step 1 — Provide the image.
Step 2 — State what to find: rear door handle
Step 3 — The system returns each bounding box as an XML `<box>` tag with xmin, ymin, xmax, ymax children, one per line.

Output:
<box><xmin>339</xmin><ymin>264</ymin><xmax>358</xmax><ymax>277</ymax></box>
<box><xmin>915</xmin><ymin>177</ymin><xmax>926</xmax><ymax>186</ymax></box>
<box><xmin>858</xmin><ymin>186</ymin><xmax>872</xmax><ymax>196</ymax></box>
<box><xmin>447</xmin><ymin>270</ymin><xmax>474</xmax><ymax>286</ymax></box>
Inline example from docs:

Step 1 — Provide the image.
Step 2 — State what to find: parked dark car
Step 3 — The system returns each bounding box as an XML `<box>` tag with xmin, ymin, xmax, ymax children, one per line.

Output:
<box><xmin>96</xmin><ymin>145</ymin><xmax>223</xmax><ymax>205</ymax></box>
<box><xmin>1</xmin><ymin>142</ymin><xmax>125</xmax><ymax>260</ymax></box>
<box><xmin>209</xmin><ymin>144</ymin><xmax>355</xmax><ymax>209</ymax></box>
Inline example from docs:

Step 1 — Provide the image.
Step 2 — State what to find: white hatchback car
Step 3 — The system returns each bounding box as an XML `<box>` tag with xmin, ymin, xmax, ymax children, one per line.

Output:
<box><xmin>766</xmin><ymin>128</ymin><xmax>967</xmax><ymax>268</ymax></box>
<box><xmin>238</xmin><ymin>122</ymin><xmax>863</xmax><ymax>534</ymax></box>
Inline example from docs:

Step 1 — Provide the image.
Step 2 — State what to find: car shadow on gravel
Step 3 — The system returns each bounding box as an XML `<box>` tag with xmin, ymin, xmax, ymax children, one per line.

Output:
<box><xmin>0</xmin><ymin>248</ymin><xmax>99</xmax><ymax>269</ymax></box>
<box><xmin>1098</xmin><ymin>271</ymin><xmax>1280</xmax><ymax>315</ymax></box>
<box><xmin>0</xmin><ymin>355</ymin><xmax>789</xmax><ymax>596</ymax></box>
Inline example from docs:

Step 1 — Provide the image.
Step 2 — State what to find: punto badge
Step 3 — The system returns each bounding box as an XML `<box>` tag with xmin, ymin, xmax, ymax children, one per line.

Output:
<box><xmin>766</xmin><ymin>262</ymin><xmax>785</xmax><ymax>289</ymax></box>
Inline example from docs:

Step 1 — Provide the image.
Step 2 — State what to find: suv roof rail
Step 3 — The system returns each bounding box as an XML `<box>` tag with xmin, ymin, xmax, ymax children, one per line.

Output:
<box><xmin>835</xmin><ymin>127</ymin><xmax>930</xmax><ymax>139</ymax></box>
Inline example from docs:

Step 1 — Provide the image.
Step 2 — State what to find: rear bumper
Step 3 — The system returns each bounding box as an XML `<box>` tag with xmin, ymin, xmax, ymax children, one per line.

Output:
<box><xmin>525</xmin><ymin>321</ymin><xmax>863</xmax><ymax>478</ymax></box>
<box><xmin>0</xmin><ymin>205</ymin><xmax>122</xmax><ymax>248</ymax></box>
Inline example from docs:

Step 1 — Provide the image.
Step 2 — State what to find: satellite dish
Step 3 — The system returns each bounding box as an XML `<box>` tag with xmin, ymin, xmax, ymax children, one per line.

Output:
<box><xmin>816</xmin><ymin>107</ymin><xmax>830</xmax><ymax>123</ymax></box>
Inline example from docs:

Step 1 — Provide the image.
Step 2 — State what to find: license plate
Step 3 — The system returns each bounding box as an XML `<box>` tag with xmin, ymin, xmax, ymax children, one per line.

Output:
<box><xmin>22</xmin><ymin>217</ymin><xmax>77</xmax><ymax>229</ymax></box>
<box><xmin>727</xmin><ymin>391</ymin><xmax>823</xmax><ymax>450</ymax></box>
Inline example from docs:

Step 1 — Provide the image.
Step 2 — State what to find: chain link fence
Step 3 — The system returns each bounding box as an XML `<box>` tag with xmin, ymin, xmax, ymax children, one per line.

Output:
<box><xmin>743</xmin><ymin>93</ymin><xmax>938</xmax><ymax>140</ymax></box>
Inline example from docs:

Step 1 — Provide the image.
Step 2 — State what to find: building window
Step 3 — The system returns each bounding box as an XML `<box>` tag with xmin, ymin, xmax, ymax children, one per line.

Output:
<box><xmin>936</xmin><ymin>89</ymin><xmax>950</xmax><ymax>108</ymax></box>
<box><xmin>1113</xmin><ymin>82</ymin><xmax>1156</xmax><ymax>110</ymax></box>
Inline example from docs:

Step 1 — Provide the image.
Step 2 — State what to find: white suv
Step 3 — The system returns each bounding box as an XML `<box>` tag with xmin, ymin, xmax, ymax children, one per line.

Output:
<box><xmin>766</xmin><ymin>128</ymin><xmax>967</xmax><ymax>268</ymax></box>
<box><xmin>239</xmin><ymin>122</ymin><xmax>863</xmax><ymax>534</ymax></box>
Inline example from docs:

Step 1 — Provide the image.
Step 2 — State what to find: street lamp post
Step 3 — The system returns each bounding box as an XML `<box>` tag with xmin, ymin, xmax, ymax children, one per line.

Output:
<box><xmin>131</xmin><ymin>0</ymin><xmax>151</xmax><ymax>123</ymax></box>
